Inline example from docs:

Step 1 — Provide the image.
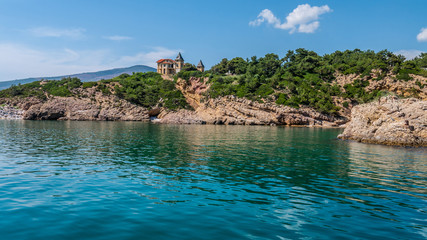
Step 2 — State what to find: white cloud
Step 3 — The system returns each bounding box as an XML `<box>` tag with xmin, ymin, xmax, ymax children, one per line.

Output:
<box><xmin>104</xmin><ymin>35</ymin><xmax>133</xmax><ymax>41</ymax></box>
<box><xmin>250</xmin><ymin>9</ymin><xmax>281</xmax><ymax>27</ymax></box>
<box><xmin>249</xmin><ymin>4</ymin><xmax>332</xmax><ymax>34</ymax></box>
<box><xmin>28</xmin><ymin>27</ymin><xmax>85</xmax><ymax>39</ymax></box>
<box><xmin>298</xmin><ymin>21</ymin><xmax>319</xmax><ymax>33</ymax></box>
<box><xmin>395</xmin><ymin>49</ymin><xmax>424</xmax><ymax>60</ymax></box>
<box><xmin>417</xmin><ymin>28</ymin><xmax>427</xmax><ymax>42</ymax></box>
<box><xmin>0</xmin><ymin>43</ymin><xmax>179</xmax><ymax>81</ymax></box>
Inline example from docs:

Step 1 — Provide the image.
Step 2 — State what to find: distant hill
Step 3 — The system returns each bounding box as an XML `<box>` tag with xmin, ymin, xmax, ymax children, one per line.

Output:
<box><xmin>0</xmin><ymin>65</ymin><xmax>156</xmax><ymax>90</ymax></box>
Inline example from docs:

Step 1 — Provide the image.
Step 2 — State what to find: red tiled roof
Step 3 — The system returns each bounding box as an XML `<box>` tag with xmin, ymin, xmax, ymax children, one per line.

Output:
<box><xmin>156</xmin><ymin>59</ymin><xmax>175</xmax><ymax>63</ymax></box>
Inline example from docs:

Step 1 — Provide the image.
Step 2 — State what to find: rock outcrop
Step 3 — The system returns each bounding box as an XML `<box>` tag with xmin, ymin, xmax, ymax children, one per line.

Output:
<box><xmin>334</xmin><ymin>72</ymin><xmax>427</xmax><ymax>100</ymax></box>
<box><xmin>0</xmin><ymin>87</ymin><xmax>150</xmax><ymax>121</ymax></box>
<box><xmin>0</xmin><ymin>105</ymin><xmax>24</xmax><ymax>119</ymax></box>
<box><xmin>23</xmin><ymin>97</ymin><xmax>149</xmax><ymax>121</ymax></box>
<box><xmin>157</xmin><ymin>109</ymin><xmax>206</xmax><ymax>124</ymax></box>
<box><xmin>338</xmin><ymin>96</ymin><xmax>427</xmax><ymax>147</ymax></box>
<box><xmin>22</xmin><ymin>97</ymin><xmax>149</xmax><ymax>121</ymax></box>
<box><xmin>159</xmin><ymin>78</ymin><xmax>347</xmax><ymax>126</ymax></box>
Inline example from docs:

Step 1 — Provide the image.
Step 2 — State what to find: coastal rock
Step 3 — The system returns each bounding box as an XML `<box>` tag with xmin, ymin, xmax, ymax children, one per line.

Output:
<box><xmin>334</xmin><ymin>72</ymin><xmax>427</xmax><ymax>100</ymax></box>
<box><xmin>0</xmin><ymin>105</ymin><xmax>24</xmax><ymax>119</ymax></box>
<box><xmin>0</xmin><ymin>87</ymin><xmax>151</xmax><ymax>121</ymax></box>
<box><xmin>195</xmin><ymin>96</ymin><xmax>342</xmax><ymax>126</ymax></box>
<box><xmin>162</xmin><ymin>77</ymin><xmax>346</xmax><ymax>126</ymax></box>
<box><xmin>23</xmin><ymin>96</ymin><xmax>150</xmax><ymax>121</ymax></box>
<box><xmin>158</xmin><ymin>109</ymin><xmax>206</xmax><ymax>124</ymax></box>
<box><xmin>338</xmin><ymin>96</ymin><xmax>427</xmax><ymax>147</ymax></box>
<box><xmin>0</xmin><ymin>97</ymin><xmax>43</xmax><ymax>111</ymax></box>
<box><xmin>3</xmin><ymin>72</ymin><xmax>425</xmax><ymax>130</ymax></box>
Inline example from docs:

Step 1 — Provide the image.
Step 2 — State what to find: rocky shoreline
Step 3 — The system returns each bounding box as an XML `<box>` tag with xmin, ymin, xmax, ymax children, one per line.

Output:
<box><xmin>0</xmin><ymin>105</ymin><xmax>24</xmax><ymax>120</ymax></box>
<box><xmin>0</xmin><ymin>77</ymin><xmax>349</xmax><ymax>127</ymax></box>
<box><xmin>1</xmin><ymin>75</ymin><xmax>426</xmax><ymax>147</ymax></box>
<box><xmin>157</xmin><ymin>95</ymin><xmax>346</xmax><ymax>126</ymax></box>
<box><xmin>0</xmin><ymin>94</ymin><xmax>347</xmax><ymax>127</ymax></box>
<box><xmin>0</xmin><ymin>87</ymin><xmax>150</xmax><ymax>121</ymax></box>
<box><xmin>157</xmin><ymin>77</ymin><xmax>348</xmax><ymax>127</ymax></box>
<box><xmin>338</xmin><ymin>96</ymin><xmax>426</xmax><ymax>147</ymax></box>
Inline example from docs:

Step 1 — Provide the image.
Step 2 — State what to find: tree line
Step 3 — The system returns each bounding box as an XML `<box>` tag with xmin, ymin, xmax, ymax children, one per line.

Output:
<box><xmin>188</xmin><ymin>49</ymin><xmax>427</xmax><ymax>114</ymax></box>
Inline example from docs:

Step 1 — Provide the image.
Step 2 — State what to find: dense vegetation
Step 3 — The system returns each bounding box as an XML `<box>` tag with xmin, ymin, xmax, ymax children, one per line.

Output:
<box><xmin>113</xmin><ymin>72</ymin><xmax>189</xmax><ymax>110</ymax></box>
<box><xmin>0</xmin><ymin>73</ymin><xmax>190</xmax><ymax>110</ymax></box>
<box><xmin>0</xmin><ymin>77</ymin><xmax>83</xmax><ymax>100</ymax></box>
<box><xmin>179</xmin><ymin>49</ymin><xmax>427</xmax><ymax>114</ymax></box>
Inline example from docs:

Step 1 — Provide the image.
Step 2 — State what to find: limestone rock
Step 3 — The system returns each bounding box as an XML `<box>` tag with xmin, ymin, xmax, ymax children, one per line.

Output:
<box><xmin>22</xmin><ymin>95</ymin><xmax>150</xmax><ymax>121</ymax></box>
<box><xmin>334</xmin><ymin>72</ymin><xmax>427</xmax><ymax>100</ymax></box>
<box><xmin>158</xmin><ymin>109</ymin><xmax>206</xmax><ymax>124</ymax></box>
<box><xmin>338</xmin><ymin>96</ymin><xmax>427</xmax><ymax>147</ymax></box>
<box><xmin>0</xmin><ymin>105</ymin><xmax>24</xmax><ymax>119</ymax></box>
<box><xmin>161</xmin><ymin>77</ymin><xmax>347</xmax><ymax>126</ymax></box>
<box><xmin>1</xmin><ymin>87</ymin><xmax>151</xmax><ymax>121</ymax></box>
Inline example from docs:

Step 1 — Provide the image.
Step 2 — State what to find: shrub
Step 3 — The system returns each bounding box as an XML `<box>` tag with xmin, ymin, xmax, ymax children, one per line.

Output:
<box><xmin>343</xmin><ymin>101</ymin><xmax>349</xmax><ymax>108</ymax></box>
<box><xmin>82</xmin><ymin>82</ymin><xmax>97</xmax><ymax>88</ymax></box>
<box><xmin>396</xmin><ymin>69</ymin><xmax>416</xmax><ymax>81</ymax></box>
<box><xmin>114</xmin><ymin>72</ymin><xmax>189</xmax><ymax>110</ymax></box>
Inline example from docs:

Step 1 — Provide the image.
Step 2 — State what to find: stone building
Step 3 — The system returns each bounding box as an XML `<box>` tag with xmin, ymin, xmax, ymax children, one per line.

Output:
<box><xmin>157</xmin><ymin>52</ymin><xmax>184</xmax><ymax>75</ymax></box>
<box><xmin>156</xmin><ymin>52</ymin><xmax>204</xmax><ymax>75</ymax></box>
<box><xmin>197</xmin><ymin>60</ymin><xmax>205</xmax><ymax>72</ymax></box>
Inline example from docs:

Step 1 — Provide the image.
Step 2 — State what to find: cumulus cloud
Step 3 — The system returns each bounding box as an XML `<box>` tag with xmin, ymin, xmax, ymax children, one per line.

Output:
<box><xmin>28</xmin><ymin>27</ymin><xmax>86</xmax><ymax>39</ymax></box>
<box><xmin>395</xmin><ymin>49</ymin><xmax>424</xmax><ymax>60</ymax></box>
<box><xmin>0</xmin><ymin>43</ymin><xmax>179</xmax><ymax>81</ymax></box>
<box><xmin>249</xmin><ymin>4</ymin><xmax>332</xmax><ymax>33</ymax></box>
<box><xmin>104</xmin><ymin>35</ymin><xmax>133</xmax><ymax>41</ymax></box>
<box><xmin>417</xmin><ymin>28</ymin><xmax>427</xmax><ymax>42</ymax></box>
<box><xmin>250</xmin><ymin>9</ymin><xmax>281</xmax><ymax>27</ymax></box>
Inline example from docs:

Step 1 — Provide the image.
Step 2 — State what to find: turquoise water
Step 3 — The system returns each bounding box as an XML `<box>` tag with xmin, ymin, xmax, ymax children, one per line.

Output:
<box><xmin>0</xmin><ymin>120</ymin><xmax>426</xmax><ymax>240</ymax></box>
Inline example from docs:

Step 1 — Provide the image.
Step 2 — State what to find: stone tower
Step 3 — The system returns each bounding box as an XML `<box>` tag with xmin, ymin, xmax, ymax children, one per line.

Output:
<box><xmin>175</xmin><ymin>52</ymin><xmax>184</xmax><ymax>73</ymax></box>
<box><xmin>197</xmin><ymin>60</ymin><xmax>205</xmax><ymax>72</ymax></box>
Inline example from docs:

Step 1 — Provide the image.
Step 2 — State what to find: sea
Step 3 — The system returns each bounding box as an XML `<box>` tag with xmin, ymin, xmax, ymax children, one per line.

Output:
<box><xmin>0</xmin><ymin>120</ymin><xmax>426</xmax><ymax>239</ymax></box>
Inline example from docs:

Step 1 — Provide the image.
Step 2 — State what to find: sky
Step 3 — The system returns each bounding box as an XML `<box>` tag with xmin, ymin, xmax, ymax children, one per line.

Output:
<box><xmin>0</xmin><ymin>0</ymin><xmax>426</xmax><ymax>81</ymax></box>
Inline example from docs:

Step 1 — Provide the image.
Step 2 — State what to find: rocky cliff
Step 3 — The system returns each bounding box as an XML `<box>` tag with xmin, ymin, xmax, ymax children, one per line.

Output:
<box><xmin>338</xmin><ymin>96</ymin><xmax>427</xmax><ymax>147</ymax></box>
<box><xmin>158</xmin><ymin>78</ymin><xmax>346</xmax><ymax>126</ymax></box>
<box><xmin>0</xmin><ymin>76</ymin><xmax>348</xmax><ymax>127</ymax></box>
<box><xmin>0</xmin><ymin>87</ymin><xmax>150</xmax><ymax>121</ymax></box>
<box><xmin>334</xmin><ymin>72</ymin><xmax>427</xmax><ymax>100</ymax></box>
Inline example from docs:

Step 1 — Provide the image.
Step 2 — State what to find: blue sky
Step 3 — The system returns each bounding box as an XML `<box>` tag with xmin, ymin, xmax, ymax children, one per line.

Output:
<box><xmin>0</xmin><ymin>0</ymin><xmax>426</xmax><ymax>81</ymax></box>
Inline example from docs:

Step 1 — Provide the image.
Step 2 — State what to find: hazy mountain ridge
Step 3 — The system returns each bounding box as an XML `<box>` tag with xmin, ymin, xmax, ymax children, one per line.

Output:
<box><xmin>0</xmin><ymin>65</ymin><xmax>156</xmax><ymax>90</ymax></box>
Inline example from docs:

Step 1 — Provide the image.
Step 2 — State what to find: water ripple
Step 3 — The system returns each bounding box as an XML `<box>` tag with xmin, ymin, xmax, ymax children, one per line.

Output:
<box><xmin>0</xmin><ymin>120</ymin><xmax>426</xmax><ymax>239</ymax></box>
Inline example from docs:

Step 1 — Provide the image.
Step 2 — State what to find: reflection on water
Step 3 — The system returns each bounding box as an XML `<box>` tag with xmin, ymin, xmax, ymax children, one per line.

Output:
<box><xmin>0</xmin><ymin>120</ymin><xmax>426</xmax><ymax>240</ymax></box>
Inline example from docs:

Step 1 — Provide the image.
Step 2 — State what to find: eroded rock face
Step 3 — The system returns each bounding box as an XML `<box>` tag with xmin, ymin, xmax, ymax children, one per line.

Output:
<box><xmin>334</xmin><ymin>72</ymin><xmax>427</xmax><ymax>100</ymax></box>
<box><xmin>0</xmin><ymin>105</ymin><xmax>25</xmax><ymax>119</ymax></box>
<box><xmin>1</xmin><ymin>88</ymin><xmax>150</xmax><ymax>121</ymax></box>
<box><xmin>193</xmin><ymin>96</ymin><xmax>344</xmax><ymax>126</ymax></box>
<box><xmin>338</xmin><ymin>96</ymin><xmax>427</xmax><ymax>147</ymax></box>
<box><xmin>160</xmin><ymin>78</ymin><xmax>346</xmax><ymax>126</ymax></box>
<box><xmin>157</xmin><ymin>109</ymin><xmax>206</xmax><ymax>124</ymax></box>
<box><xmin>23</xmin><ymin>96</ymin><xmax>149</xmax><ymax>121</ymax></box>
